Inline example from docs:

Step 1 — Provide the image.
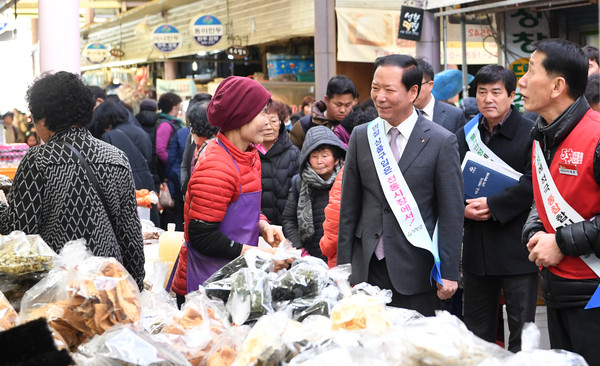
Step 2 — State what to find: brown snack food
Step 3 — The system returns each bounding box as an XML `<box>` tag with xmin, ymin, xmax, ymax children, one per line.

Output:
<box><xmin>0</xmin><ymin>290</ymin><xmax>18</xmax><ymax>330</ymax></box>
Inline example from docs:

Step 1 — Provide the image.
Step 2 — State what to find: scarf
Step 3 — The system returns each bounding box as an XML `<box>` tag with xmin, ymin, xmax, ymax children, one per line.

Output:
<box><xmin>296</xmin><ymin>161</ymin><xmax>342</xmax><ymax>242</ymax></box>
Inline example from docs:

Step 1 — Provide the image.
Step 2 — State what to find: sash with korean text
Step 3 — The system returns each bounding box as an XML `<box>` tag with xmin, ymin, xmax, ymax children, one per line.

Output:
<box><xmin>465</xmin><ymin>113</ymin><xmax>518</xmax><ymax>173</ymax></box>
<box><xmin>533</xmin><ymin>140</ymin><xmax>600</xmax><ymax>309</ymax></box>
<box><xmin>367</xmin><ymin>118</ymin><xmax>442</xmax><ymax>285</ymax></box>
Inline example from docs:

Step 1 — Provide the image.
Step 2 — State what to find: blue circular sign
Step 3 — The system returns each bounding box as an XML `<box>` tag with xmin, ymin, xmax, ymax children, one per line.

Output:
<box><xmin>84</xmin><ymin>43</ymin><xmax>109</xmax><ymax>64</ymax></box>
<box><xmin>152</xmin><ymin>24</ymin><xmax>182</xmax><ymax>53</ymax></box>
<box><xmin>191</xmin><ymin>15</ymin><xmax>223</xmax><ymax>47</ymax></box>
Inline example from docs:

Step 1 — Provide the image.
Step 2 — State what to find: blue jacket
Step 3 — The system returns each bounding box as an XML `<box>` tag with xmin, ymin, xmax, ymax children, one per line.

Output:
<box><xmin>166</xmin><ymin>127</ymin><xmax>189</xmax><ymax>202</ymax></box>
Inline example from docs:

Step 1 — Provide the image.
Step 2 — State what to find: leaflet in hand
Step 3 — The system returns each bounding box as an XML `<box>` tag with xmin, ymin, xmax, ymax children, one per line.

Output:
<box><xmin>461</xmin><ymin>151</ymin><xmax>522</xmax><ymax>200</ymax></box>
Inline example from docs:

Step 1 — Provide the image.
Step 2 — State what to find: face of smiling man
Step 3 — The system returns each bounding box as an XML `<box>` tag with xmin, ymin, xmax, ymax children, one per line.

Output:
<box><xmin>370</xmin><ymin>65</ymin><xmax>419</xmax><ymax>127</ymax></box>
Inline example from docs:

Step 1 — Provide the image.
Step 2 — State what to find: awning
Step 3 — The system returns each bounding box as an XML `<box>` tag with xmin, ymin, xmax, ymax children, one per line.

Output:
<box><xmin>427</xmin><ymin>0</ymin><xmax>592</xmax><ymax>16</ymax></box>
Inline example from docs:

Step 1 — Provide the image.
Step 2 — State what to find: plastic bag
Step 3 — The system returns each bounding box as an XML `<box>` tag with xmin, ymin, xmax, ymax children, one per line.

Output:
<box><xmin>141</xmin><ymin>219</ymin><xmax>164</xmax><ymax>245</ymax></box>
<box><xmin>136</xmin><ymin>189</ymin><xmax>159</xmax><ymax>208</ymax></box>
<box><xmin>227</xmin><ymin>268</ymin><xmax>273</xmax><ymax>325</ymax></box>
<box><xmin>19</xmin><ymin>240</ymin><xmax>142</xmax><ymax>350</ymax></box>
<box><xmin>159</xmin><ymin>290</ymin><xmax>231</xmax><ymax>365</ymax></box>
<box><xmin>75</xmin><ymin>324</ymin><xmax>191</xmax><ymax>366</ymax></box>
<box><xmin>330</xmin><ymin>292</ymin><xmax>392</xmax><ymax>334</ymax></box>
<box><xmin>0</xmin><ymin>231</ymin><xmax>56</xmax><ymax>310</ymax></box>
<box><xmin>159</xmin><ymin>182</ymin><xmax>175</xmax><ymax>209</ymax></box>
<box><xmin>271</xmin><ymin>257</ymin><xmax>329</xmax><ymax>302</ymax></box>
<box><xmin>0</xmin><ymin>290</ymin><xmax>18</xmax><ymax>331</ymax></box>
<box><xmin>205</xmin><ymin>325</ymin><xmax>251</xmax><ymax>366</ymax></box>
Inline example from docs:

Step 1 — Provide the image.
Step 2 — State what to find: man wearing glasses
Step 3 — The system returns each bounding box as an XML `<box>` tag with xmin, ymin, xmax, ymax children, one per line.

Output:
<box><xmin>413</xmin><ymin>58</ymin><xmax>466</xmax><ymax>133</ymax></box>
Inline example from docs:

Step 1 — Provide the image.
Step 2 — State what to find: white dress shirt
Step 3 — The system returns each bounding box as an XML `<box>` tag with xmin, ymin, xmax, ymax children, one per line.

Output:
<box><xmin>420</xmin><ymin>95</ymin><xmax>436</xmax><ymax>121</ymax></box>
<box><xmin>383</xmin><ymin>108</ymin><xmax>418</xmax><ymax>159</ymax></box>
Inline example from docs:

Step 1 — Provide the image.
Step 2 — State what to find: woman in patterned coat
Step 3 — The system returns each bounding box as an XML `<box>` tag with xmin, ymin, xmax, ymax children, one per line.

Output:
<box><xmin>0</xmin><ymin>71</ymin><xmax>145</xmax><ymax>289</ymax></box>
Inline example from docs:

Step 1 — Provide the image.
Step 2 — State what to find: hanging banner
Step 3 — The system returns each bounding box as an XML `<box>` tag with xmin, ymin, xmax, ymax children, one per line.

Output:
<box><xmin>398</xmin><ymin>6</ymin><xmax>424</xmax><ymax>41</ymax></box>
<box><xmin>156</xmin><ymin>78</ymin><xmax>198</xmax><ymax>99</ymax></box>
<box><xmin>440</xmin><ymin>13</ymin><xmax>498</xmax><ymax>65</ymax></box>
<box><xmin>152</xmin><ymin>24</ymin><xmax>182</xmax><ymax>53</ymax></box>
<box><xmin>83</xmin><ymin>43</ymin><xmax>109</xmax><ymax>64</ymax></box>
<box><xmin>336</xmin><ymin>7</ymin><xmax>416</xmax><ymax>63</ymax></box>
<box><xmin>191</xmin><ymin>15</ymin><xmax>224</xmax><ymax>47</ymax></box>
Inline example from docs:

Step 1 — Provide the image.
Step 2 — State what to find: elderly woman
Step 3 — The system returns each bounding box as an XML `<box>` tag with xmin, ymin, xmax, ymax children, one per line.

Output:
<box><xmin>171</xmin><ymin>76</ymin><xmax>289</xmax><ymax>306</ymax></box>
<box><xmin>0</xmin><ymin>71</ymin><xmax>145</xmax><ymax>289</ymax></box>
<box><xmin>282</xmin><ymin>126</ymin><xmax>346</xmax><ymax>260</ymax></box>
<box><xmin>256</xmin><ymin>99</ymin><xmax>300</xmax><ymax>225</ymax></box>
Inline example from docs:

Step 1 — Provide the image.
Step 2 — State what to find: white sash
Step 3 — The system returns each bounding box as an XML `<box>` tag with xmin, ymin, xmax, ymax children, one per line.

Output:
<box><xmin>367</xmin><ymin>118</ymin><xmax>442</xmax><ymax>285</ymax></box>
<box><xmin>465</xmin><ymin>114</ymin><xmax>518</xmax><ymax>173</ymax></box>
<box><xmin>533</xmin><ymin>141</ymin><xmax>600</xmax><ymax>308</ymax></box>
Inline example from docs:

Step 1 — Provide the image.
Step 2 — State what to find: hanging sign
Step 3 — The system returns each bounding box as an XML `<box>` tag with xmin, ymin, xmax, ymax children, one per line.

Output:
<box><xmin>191</xmin><ymin>15</ymin><xmax>223</xmax><ymax>46</ymax></box>
<box><xmin>83</xmin><ymin>43</ymin><xmax>110</xmax><ymax>64</ymax></box>
<box><xmin>152</xmin><ymin>24</ymin><xmax>182</xmax><ymax>53</ymax></box>
<box><xmin>226</xmin><ymin>46</ymin><xmax>249</xmax><ymax>59</ymax></box>
<box><xmin>398</xmin><ymin>6</ymin><xmax>424</xmax><ymax>41</ymax></box>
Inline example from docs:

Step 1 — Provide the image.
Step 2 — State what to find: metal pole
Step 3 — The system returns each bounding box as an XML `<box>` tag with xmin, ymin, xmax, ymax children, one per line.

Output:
<box><xmin>460</xmin><ymin>14</ymin><xmax>469</xmax><ymax>100</ymax></box>
<box><xmin>443</xmin><ymin>16</ymin><xmax>447</xmax><ymax>70</ymax></box>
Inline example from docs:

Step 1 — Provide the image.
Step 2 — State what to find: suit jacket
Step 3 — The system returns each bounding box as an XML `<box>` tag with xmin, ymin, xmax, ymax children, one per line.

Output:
<box><xmin>432</xmin><ymin>99</ymin><xmax>467</xmax><ymax>133</ymax></box>
<box><xmin>456</xmin><ymin>106</ymin><xmax>539</xmax><ymax>276</ymax></box>
<box><xmin>338</xmin><ymin>115</ymin><xmax>464</xmax><ymax>295</ymax></box>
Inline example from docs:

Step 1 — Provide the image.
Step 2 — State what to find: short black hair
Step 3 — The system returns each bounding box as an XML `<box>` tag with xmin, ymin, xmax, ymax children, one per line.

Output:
<box><xmin>188</xmin><ymin>93</ymin><xmax>212</xmax><ymax>109</ymax></box>
<box><xmin>473</xmin><ymin>64</ymin><xmax>517</xmax><ymax>95</ymax></box>
<box><xmin>186</xmin><ymin>102</ymin><xmax>219</xmax><ymax>138</ymax></box>
<box><xmin>374</xmin><ymin>54</ymin><xmax>422</xmax><ymax>96</ymax></box>
<box><xmin>312</xmin><ymin>144</ymin><xmax>345</xmax><ymax>162</ymax></box>
<box><xmin>585</xmin><ymin>73</ymin><xmax>600</xmax><ymax>105</ymax></box>
<box><xmin>88</xmin><ymin>85</ymin><xmax>107</xmax><ymax>101</ymax></box>
<box><xmin>91</xmin><ymin>100</ymin><xmax>129</xmax><ymax>139</ymax></box>
<box><xmin>340</xmin><ymin>106</ymin><xmax>379</xmax><ymax>134</ymax></box>
<box><xmin>416</xmin><ymin>57</ymin><xmax>435</xmax><ymax>81</ymax></box>
<box><xmin>26</xmin><ymin>71</ymin><xmax>95</xmax><ymax>132</ymax></box>
<box><xmin>158</xmin><ymin>92</ymin><xmax>183</xmax><ymax>114</ymax></box>
<box><xmin>326</xmin><ymin>75</ymin><xmax>358</xmax><ymax>99</ymax></box>
<box><xmin>532</xmin><ymin>39</ymin><xmax>588</xmax><ymax>99</ymax></box>
<box><xmin>3</xmin><ymin>112</ymin><xmax>13</xmax><ymax>119</ymax></box>
<box><xmin>583</xmin><ymin>45</ymin><xmax>599</xmax><ymax>65</ymax></box>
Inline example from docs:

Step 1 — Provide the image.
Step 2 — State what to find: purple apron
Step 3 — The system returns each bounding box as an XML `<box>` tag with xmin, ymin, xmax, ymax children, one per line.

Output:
<box><xmin>184</xmin><ymin>139</ymin><xmax>261</xmax><ymax>293</ymax></box>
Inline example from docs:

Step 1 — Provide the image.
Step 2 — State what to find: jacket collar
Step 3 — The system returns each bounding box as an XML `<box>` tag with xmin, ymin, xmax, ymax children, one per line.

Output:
<box><xmin>216</xmin><ymin>131</ymin><xmax>259</xmax><ymax>166</ymax></box>
<box><xmin>531</xmin><ymin>96</ymin><xmax>590</xmax><ymax>151</ymax></box>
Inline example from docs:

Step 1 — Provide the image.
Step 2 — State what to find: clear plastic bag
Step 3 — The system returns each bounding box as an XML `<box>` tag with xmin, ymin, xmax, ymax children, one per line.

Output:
<box><xmin>270</xmin><ymin>257</ymin><xmax>329</xmax><ymax>302</ymax></box>
<box><xmin>226</xmin><ymin>268</ymin><xmax>273</xmax><ymax>325</ymax></box>
<box><xmin>0</xmin><ymin>289</ymin><xmax>18</xmax><ymax>331</ymax></box>
<box><xmin>330</xmin><ymin>292</ymin><xmax>392</xmax><ymax>334</ymax></box>
<box><xmin>0</xmin><ymin>231</ymin><xmax>56</xmax><ymax>310</ymax></box>
<box><xmin>19</xmin><ymin>240</ymin><xmax>142</xmax><ymax>350</ymax></box>
<box><xmin>205</xmin><ymin>325</ymin><xmax>251</xmax><ymax>366</ymax></box>
<box><xmin>75</xmin><ymin>324</ymin><xmax>191</xmax><ymax>366</ymax></box>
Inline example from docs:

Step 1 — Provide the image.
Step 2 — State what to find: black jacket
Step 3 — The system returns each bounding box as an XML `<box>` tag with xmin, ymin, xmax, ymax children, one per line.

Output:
<box><xmin>522</xmin><ymin>97</ymin><xmax>600</xmax><ymax>307</ymax></box>
<box><xmin>457</xmin><ymin>106</ymin><xmax>538</xmax><ymax>276</ymax></box>
<box><xmin>259</xmin><ymin>129</ymin><xmax>300</xmax><ymax>225</ymax></box>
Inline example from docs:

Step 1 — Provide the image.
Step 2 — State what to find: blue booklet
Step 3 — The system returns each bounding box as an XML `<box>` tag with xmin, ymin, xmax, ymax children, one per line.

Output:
<box><xmin>461</xmin><ymin>151</ymin><xmax>522</xmax><ymax>200</ymax></box>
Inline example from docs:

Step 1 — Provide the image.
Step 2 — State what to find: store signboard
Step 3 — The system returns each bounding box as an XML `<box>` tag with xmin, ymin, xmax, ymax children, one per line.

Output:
<box><xmin>398</xmin><ymin>6</ymin><xmax>423</xmax><ymax>41</ymax></box>
<box><xmin>191</xmin><ymin>15</ymin><xmax>223</xmax><ymax>47</ymax></box>
<box><xmin>336</xmin><ymin>7</ymin><xmax>416</xmax><ymax>63</ymax></box>
<box><xmin>156</xmin><ymin>78</ymin><xmax>198</xmax><ymax>99</ymax></box>
<box><xmin>440</xmin><ymin>13</ymin><xmax>498</xmax><ymax>65</ymax></box>
<box><xmin>226</xmin><ymin>46</ymin><xmax>249</xmax><ymax>59</ymax></box>
<box><xmin>83</xmin><ymin>43</ymin><xmax>109</xmax><ymax>64</ymax></box>
<box><xmin>152</xmin><ymin>24</ymin><xmax>182</xmax><ymax>53</ymax></box>
<box><xmin>505</xmin><ymin>9</ymin><xmax>550</xmax><ymax>111</ymax></box>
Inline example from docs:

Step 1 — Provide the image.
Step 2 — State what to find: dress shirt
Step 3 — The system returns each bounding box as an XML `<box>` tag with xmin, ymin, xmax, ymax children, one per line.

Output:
<box><xmin>384</xmin><ymin>108</ymin><xmax>418</xmax><ymax>159</ymax></box>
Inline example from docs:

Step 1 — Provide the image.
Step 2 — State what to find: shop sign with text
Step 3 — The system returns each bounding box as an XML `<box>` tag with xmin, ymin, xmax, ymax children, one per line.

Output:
<box><xmin>191</xmin><ymin>15</ymin><xmax>223</xmax><ymax>47</ymax></box>
<box><xmin>84</xmin><ymin>43</ymin><xmax>109</xmax><ymax>64</ymax></box>
<box><xmin>152</xmin><ymin>24</ymin><xmax>181</xmax><ymax>53</ymax></box>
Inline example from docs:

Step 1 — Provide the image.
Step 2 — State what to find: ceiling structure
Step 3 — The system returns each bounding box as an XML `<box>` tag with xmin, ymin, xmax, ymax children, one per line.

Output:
<box><xmin>0</xmin><ymin>0</ymin><xmax>154</xmax><ymax>26</ymax></box>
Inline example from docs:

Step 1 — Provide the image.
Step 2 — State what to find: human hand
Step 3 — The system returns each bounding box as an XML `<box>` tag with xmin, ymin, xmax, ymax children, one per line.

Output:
<box><xmin>527</xmin><ymin>232</ymin><xmax>564</xmax><ymax>267</ymax></box>
<box><xmin>465</xmin><ymin>197</ymin><xmax>491</xmax><ymax>221</ymax></box>
<box><xmin>259</xmin><ymin>221</ymin><xmax>285</xmax><ymax>247</ymax></box>
<box><xmin>436</xmin><ymin>279</ymin><xmax>458</xmax><ymax>300</ymax></box>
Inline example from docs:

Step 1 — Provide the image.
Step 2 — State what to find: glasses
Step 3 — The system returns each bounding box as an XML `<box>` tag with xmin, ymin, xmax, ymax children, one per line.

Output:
<box><xmin>421</xmin><ymin>80</ymin><xmax>433</xmax><ymax>85</ymax></box>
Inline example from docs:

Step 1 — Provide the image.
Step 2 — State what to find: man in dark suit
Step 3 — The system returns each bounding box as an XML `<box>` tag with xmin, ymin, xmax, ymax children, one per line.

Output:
<box><xmin>414</xmin><ymin>58</ymin><xmax>467</xmax><ymax>133</ymax></box>
<box><xmin>456</xmin><ymin>65</ymin><xmax>538</xmax><ymax>352</ymax></box>
<box><xmin>338</xmin><ymin>54</ymin><xmax>464</xmax><ymax>316</ymax></box>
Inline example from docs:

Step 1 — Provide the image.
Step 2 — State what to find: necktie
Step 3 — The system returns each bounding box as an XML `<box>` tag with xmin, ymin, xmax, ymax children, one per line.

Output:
<box><xmin>374</xmin><ymin>128</ymin><xmax>402</xmax><ymax>260</ymax></box>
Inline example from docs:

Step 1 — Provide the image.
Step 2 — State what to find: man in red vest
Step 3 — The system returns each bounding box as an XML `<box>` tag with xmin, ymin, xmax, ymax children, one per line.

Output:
<box><xmin>520</xmin><ymin>39</ymin><xmax>600</xmax><ymax>365</ymax></box>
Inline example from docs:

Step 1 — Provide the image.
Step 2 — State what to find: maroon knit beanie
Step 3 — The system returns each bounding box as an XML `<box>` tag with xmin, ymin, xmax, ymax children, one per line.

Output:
<box><xmin>207</xmin><ymin>76</ymin><xmax>271</xmax><ymax>132</ymax></box>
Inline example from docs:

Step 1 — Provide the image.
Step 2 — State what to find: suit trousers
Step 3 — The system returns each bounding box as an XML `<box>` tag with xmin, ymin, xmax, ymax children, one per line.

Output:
<box><xmin>463</xmin><ymin>270</ymin><xmax>538</xmax><ymax>352</ymax></box>
<box><xmin>368</xmin><ymin>255</ymin><xmax>439</xmax><ymax>316</ymax></box>
<box><xmin>547</xmin><ymin>305</ymin><xmax>600</xmax><ymax>365</ymax></box>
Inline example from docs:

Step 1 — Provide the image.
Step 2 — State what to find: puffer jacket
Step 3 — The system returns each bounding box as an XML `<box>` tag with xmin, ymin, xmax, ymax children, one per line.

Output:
<box><xmin>319</xmin><ymin>166</ymin><xmax>344</xmax><ymax>268</ymax></box>
<box><xmin>136</xmin><ymin>109</ymin><xmax>159</xmax><ymax>136</ymax></box>
<box><xmin>171</xmin><ymin>132</ymin><xmax>266</xmax><ymax>295</ymax></box>
<box><xmin>259</xmin><ymin>126</ymin><xmax>300</xmax><ymax>225</ymax></box>
<box><xmin>282</xmin><ymin>126</ymin><xmax>346</xmax><ymax>260</ymax></box>
<box><xmin>522</xmin><ymin>96</ymin><xmax>600</xmax><ymax>307</ymax></box>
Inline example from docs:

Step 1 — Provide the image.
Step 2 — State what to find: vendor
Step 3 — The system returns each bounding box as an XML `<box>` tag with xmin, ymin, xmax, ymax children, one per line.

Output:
<box><xmin>171</xmin><ymin>76</ymin><xmax>290</xmax><ymax>306</ymax></box>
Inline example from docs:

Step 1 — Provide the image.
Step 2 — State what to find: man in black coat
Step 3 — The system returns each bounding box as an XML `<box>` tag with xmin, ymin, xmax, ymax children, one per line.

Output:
<box><xmin>456</xmin><ymin>65</ymin><xmax>538</xmax><ymax>352</ymax></box>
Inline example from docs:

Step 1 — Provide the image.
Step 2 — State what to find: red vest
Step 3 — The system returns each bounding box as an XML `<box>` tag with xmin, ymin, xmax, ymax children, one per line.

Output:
<box><xmin>532</xmin><ymin>110</ymin><xmax>600</xmax><ymax>279</ymax></box>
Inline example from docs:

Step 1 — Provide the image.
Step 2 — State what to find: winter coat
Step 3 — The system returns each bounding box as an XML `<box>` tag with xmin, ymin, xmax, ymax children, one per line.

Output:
<box><xmin>0</xmin><ymin>127</ymin><xmax>145</xmax><ymax>289</ymax></box>
<box><xmin>319</xmin><ymin>166</ymin><xmax>344</xmax><ymax>268</ymax></box>
<box><xmin>166</xmin><ymin>127</ymin><xmax>189</xmax><ymax>203</ymax></box>
<box><xmin>259</xmin><ymin>127</ymin><xmax>300</xmax><ymax>225</ymax></box>
<box><xmin>155</xmin><ymin>114</ymin><xmax>182</xmax><ymax>181</ymax></box>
